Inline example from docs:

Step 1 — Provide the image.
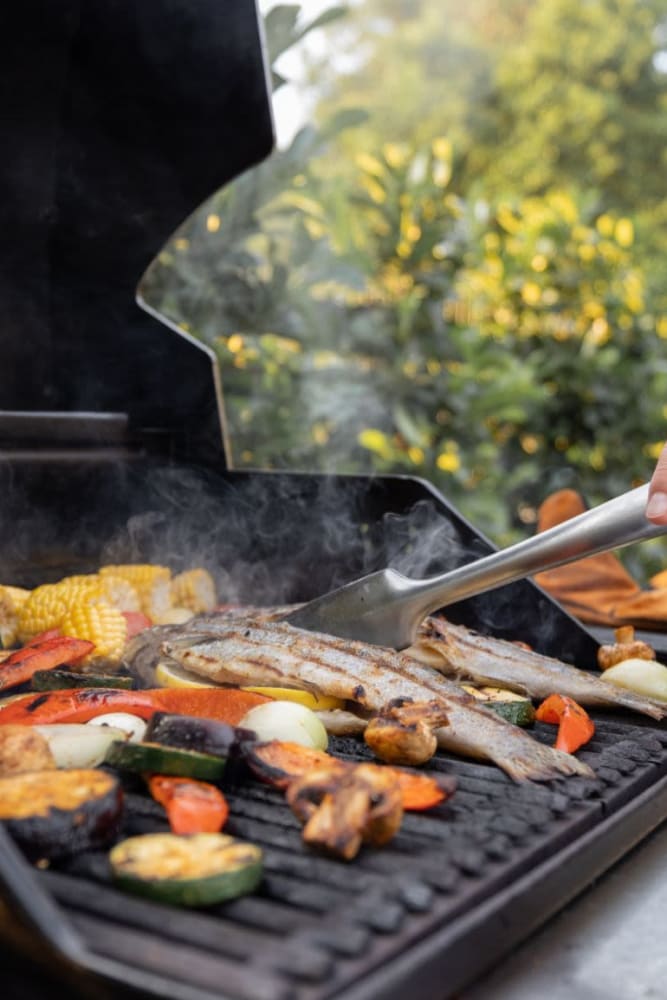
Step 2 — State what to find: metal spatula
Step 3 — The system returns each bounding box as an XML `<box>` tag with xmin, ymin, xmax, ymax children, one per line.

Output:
<box><xmin>284</xmin><ymin>483</ymin><xmax>667</xmax><ymax>649</ymax></box>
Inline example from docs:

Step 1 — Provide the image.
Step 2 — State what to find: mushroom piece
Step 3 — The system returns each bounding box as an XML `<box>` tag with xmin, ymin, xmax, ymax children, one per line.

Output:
<box><xmin>598</xmin><ymin>626</ymin><xmax>656</xmax><ymax>671</ymax></box>
<box><xmin>0</xmin><ymin>725</ymin><xmax>56</xmax><ymax>776</ymax></box>
<box><xmin>286</xmin><ymin>762</ymin><xmax>404</xmax><ymax>860</ymax></box>
<box><xmin>363</xmin><ymin>698</ymin><xmax>449</xmax><ymax>766</ymax></box>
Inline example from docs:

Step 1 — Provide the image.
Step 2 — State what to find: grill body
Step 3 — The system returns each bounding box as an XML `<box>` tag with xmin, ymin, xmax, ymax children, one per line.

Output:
<box><xmin>1</xmin><ymin>3</ymin><xmax>666</xmax><ymax>998</ymax></box>
<box><xmin>2</xmin><ymin>454</ymin><xmax>667</xmax><ymax>1000</ymax></box>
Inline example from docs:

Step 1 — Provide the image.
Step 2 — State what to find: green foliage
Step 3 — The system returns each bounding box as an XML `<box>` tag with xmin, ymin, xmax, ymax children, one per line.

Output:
<box><xmin>481</xmin><ymin>0</ymin><xmax>667</xmax><ymax>208</ymax></box>
<box><xmin>142</xmin><ymin>0</ymin><xmax>667</xmax><ymax>580</ymax></box>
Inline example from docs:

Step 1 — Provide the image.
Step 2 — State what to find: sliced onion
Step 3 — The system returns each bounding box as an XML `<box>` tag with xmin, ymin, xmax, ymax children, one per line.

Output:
<box><xmin>239</xmin><ymin>701</ymin><xmax>328</xmax><ymax>751</ymax></box>
<box><xmin>34</xmin><ymin>724</ymin><xmax>129</xmax><ymax>769</ymax></box>
<box><xmin>87</xmin><ymin>713</ymin><xmax>147</xmax><ymax>742</ymax></box>
<box><xmin>601</xmin><ymin>658</ymin><xmax>667</xmax><ymax>702</ymax></box>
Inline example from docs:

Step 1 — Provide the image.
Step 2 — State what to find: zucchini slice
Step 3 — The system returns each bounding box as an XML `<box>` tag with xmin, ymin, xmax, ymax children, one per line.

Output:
<box><xmin>0</xmin><ymin>768</ymin><xmax>123</xmax><ymax>859</ymax></box>
<box><xmin>461</xmin><ymin>685</ymin><xmax>535</xmax><ymax>727</ymax></box>
<box><xmin>32</xmin><ymin>670</ymin><xmax>134</xmax><ymax>691</ymax></box>
<box><xmin>109</xmin><ymin>832</ymin><xmax>263</xmax><ymax>907</ymax></box>
<box><xmin>105</xmin><ymin>740</ymin><xmax>227</xmax><ymax>782</ymax></box>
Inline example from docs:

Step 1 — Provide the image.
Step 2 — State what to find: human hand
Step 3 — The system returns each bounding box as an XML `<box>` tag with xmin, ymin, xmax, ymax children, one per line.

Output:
<box><xmin>646</xmin><ymin>442</ymin><xmax>667</xmax><ymax>523</ymax></box>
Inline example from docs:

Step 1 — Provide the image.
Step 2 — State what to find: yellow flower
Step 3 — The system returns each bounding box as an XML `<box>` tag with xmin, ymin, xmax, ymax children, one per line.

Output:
<box><xmin>521</xmin><ymin>282</ymin><xmax>541</xmax><ymax>306</ymax></box>
<box><xmin>583</xmin><ymin>300</ymin><xmax>605</xmax><ymax>319</ymax></box>
<box><xmin>585</xmin><ymin>317</ymin><xmax>610</xmax><ymax>347</ymax></box>
<box><xmin>436</xmin><ymin>452</ymin><xmax>460</xmax><ymax>472</ymax></box>
<box><xmin>359</xmin><ymin>429</ymin><xmax>393</xmax><ymax>460</ymax></box>
<box><xmin>311</xmin><ymin>423</ymin><xmax>330</xmax><ymax>446</ymax></box>
<box><xmin>383</xmin><ymin>143</ymin><xmax>409</xmax><ymax>169</ymax></box>
<box><xmin>206</xmin><ymin>214</ymin><xmax>221</xmax><ymax>233</ymax></box>
<box><xmin>547</xmin><ymin>191</ymin><xmax>577</xmax><ymax>224</ymax></box>
<box><xmin>432</xmin><ymin>160</ymin><xmax>451</xmax><ymax>188</ymax></box>
<box><xmin>496</xmin><ymin>204</ymin><xmax>520</xmax><ymax>233</ymax></box>
<box><xmin>360</xmin><ymin>176</ymin><xmax>386</xmax><ymax>204</ymax></box>
<box><xmin>589</xmin><ymin>445</ymin><xmax>606</xmax><ymax>471</ymax></box>
<box><xmin>596</xmin><ymin>214</ymin><xmax>615</xmax><ymax>237</ymax></box>
<box><xmin>615</xmin><ymin>218</ymin><xmax>634</xmax><ymax>247</ymax></box>
<box><xmin>520</xmin><ymin>434</ymin><xmax>540</xmax><ymax>455</ymax></box>
<box><xmin>356</xmin><ymin>152</ymin><xmax>386</xmax><ymax>178</ymax></box>
<box><xmin>226</xmin><ymin>334</ymin><xmax>244</xmax><ymax>353</ymax></box>
<box><xmin>431</xmin><ymin>137</ymin><xmax>452</xmax><ymax>161</ymax></box>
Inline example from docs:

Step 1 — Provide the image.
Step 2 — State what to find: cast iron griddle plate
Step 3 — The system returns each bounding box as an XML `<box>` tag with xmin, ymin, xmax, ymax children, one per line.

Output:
<box><xmin>31</xmin><ymin>717</ymin><xmax>667</xmax><ymax>1000</ymax></box>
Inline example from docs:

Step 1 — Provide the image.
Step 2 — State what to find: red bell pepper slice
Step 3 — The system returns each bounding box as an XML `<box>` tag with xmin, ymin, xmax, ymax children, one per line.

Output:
<box><xmin>536</xmin><ymin>694</ymin><xmax>595</xmax><ymax>754</ymax></box>
<box><xmin>0</xmin><ymin>686</ymin><xmax>271</xmax><ymax>725</ymax></box>
<box><xmin>0</xmin><ymin>636</ymin><xmax>95</xmax><ymax>691</ymax></box>
<box><xmin>148</xmin><ymin>775</ymin><xmax>229</xmax><ymax>834</ymax></box>
<box><xmin>24</xmin><ymin>628</ymin><xmax>64</xmax><ymax>646</ymax></box>
<box><xmin>244</xmin><ymin>740</ymin><xmax>454</xmax><ymax>811</ymax></box>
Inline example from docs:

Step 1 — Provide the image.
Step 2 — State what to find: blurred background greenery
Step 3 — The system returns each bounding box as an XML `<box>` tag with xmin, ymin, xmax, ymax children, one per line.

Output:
<box><xmin>141</xmin><ymin>0</ymin><xmax>667</xmax><ymax>582</ymax></box>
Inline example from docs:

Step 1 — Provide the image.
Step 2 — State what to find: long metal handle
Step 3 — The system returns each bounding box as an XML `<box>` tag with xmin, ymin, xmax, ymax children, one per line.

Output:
<box><xmin>410</xmin><ymin>483</ymin><xmax>665</xmax><ymax>619</ymax></box>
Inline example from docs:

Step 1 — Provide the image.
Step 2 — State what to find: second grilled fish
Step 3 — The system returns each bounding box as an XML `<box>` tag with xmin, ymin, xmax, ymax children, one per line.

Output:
<box><xmin>414</xmin><ymin>618</ymin><xmax>667</xmax><ymax>720</ymax></box>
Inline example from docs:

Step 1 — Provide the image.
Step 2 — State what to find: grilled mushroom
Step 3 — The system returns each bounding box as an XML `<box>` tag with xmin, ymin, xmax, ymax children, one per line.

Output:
<box><xmin>598</xmin><ymin>626</ymin><xmax>656</xmax><ymax>671</ymax></box>
<box><xmin>364</xmin><ymin>698</ymin><xmax>449</xmax><ymax>766</ymax></box>
<box><xmin>286</xmin><ymin>762</ymin><xmax>403</xmax><ymax>860</ymax></box>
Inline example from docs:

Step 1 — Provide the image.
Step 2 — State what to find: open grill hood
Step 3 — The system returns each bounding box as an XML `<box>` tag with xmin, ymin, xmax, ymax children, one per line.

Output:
<box><xmin>1</xmin><ymin>3</ymin><xmax>666</xmax><ymax>999</ymax></box>
<box><xmin>1</xmin><ymin>0</ymin><xmax>273</xmax><ymax>464</ymax></box>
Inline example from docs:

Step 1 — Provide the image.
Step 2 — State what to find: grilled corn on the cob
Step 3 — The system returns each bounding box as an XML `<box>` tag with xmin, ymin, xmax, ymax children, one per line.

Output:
<box><xmin>99</xmin><ymin>565</ymin><xmax>172</xmax><ymax>620</ymax></box>
<box><xmin>11</xmin><ymin>564</ymin><xmax>211</xmax><ymax>662</ymax></box>
<box><xmin>0</xmin><ymin>586</ymin><xmax>31</xmax><ymax>648</ymax></box>
<box><xmin>17</xmin><ymin>576</ymin><xmax>129</xmax><ymax>661</ymax></box>
<box><xmin>60</xmin><ymin>599</ymin><xmax>128</xmax><ymax>662</ymax></box>
<box><xmin>18</xmin><ymin>580</ymin><xmax>100</xmax><ymax>643</ymax></box>
<box><xmin>170</xmin><ymin>569</ymin><xmax>216</xmax><ymax>614</ymax></box>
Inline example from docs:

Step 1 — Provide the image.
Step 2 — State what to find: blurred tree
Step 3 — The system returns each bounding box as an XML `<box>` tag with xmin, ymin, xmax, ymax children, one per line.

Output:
<box><xmin>142</xmin><ymin>1</ymin><xmax>667</xmax><ymax>578</ymax></box>
<box><xmin>479</xmin><ymin>0</ymin><xmax>667</xmax><ymax>209</ymax></box>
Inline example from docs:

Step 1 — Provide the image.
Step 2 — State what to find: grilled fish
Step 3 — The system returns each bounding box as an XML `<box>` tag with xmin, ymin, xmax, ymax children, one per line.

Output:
<box><xmin>159</xmin><ymin>618</ymin><xmax>594</xmax><ymax>783</ymax></box>
<box><xmin>414</xmin><ymin>618</ymin><xmax>667</xmax><ymax>720</ymax></box>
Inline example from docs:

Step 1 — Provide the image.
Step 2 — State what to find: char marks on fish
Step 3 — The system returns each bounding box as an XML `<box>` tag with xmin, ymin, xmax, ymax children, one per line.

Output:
<box><xmin>414</xmin><ymin>618</ymin><xmax>667</xmax><ymax>721</ymax></box>
<box><xmin>159</xmin><ymin>618</ymin><xmax>594</xmax><ymax>783</ymax></box>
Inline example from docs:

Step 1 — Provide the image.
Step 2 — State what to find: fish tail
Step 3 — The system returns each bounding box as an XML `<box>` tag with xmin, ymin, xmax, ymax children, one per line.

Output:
<box><xmin>498</xmin><ymin>744</ymin><xmax>595</xmax><ymax>783</ymax></box>
<box><xmin>603</xmin><ymin>689</ymin><xmax>667</xmax><ymax>720</ymax></box>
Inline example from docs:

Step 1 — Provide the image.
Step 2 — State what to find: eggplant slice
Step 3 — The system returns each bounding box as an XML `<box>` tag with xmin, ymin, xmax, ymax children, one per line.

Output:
<box><xmin>0</xmin><ymin>768</ymin><xmax>123</xmax><ymax>860</ymax></box>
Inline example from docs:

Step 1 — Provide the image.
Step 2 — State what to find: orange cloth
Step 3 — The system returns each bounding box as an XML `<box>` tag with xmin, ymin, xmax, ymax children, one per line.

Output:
<box><xmin>534</xmin><ymin>489</ymin><xmax>667</xmax><ymax>630</ymax></box>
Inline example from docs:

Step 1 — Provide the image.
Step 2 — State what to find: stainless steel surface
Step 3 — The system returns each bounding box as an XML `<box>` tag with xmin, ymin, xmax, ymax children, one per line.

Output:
<box><xmin>285</xmin><ymin>484</ymin><xmax>667</xmax><ymax>648</ymax></box>
<box><xmin>465</xmin><ymin>820</ymin><xmax>667</xmax><ymax>1000</ymax></box>
<box><xmin>0</xmin><ymin>411</ymin><xmax>129</xmax><ymax>444</ymax></box>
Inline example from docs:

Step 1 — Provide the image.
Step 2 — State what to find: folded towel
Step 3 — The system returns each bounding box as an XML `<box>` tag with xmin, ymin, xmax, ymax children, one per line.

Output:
<box><xmin>534</xmin><ymin>489</ymin><xmax>667</xmax><ymax>629</ymax></box>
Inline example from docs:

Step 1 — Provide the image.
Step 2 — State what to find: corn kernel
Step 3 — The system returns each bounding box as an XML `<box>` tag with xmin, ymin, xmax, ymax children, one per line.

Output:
<box><xmin>99</xmin><ymin>565</ymin><xmax>172</xmax><ymax>620</ymax></box>
<box><xmin>170</xmin><ymin>569</ymin><xmax>217</xmax><ymax>614</ymax></box>
<box><xmin>0</xmin><ymin>585</ymin><xmax>30</xmax><ymax>647</ymax></box>
<box><xmin>60</xmin><ymin>598</ymin><xmax>128</xmax><ymax>662</ymax></box>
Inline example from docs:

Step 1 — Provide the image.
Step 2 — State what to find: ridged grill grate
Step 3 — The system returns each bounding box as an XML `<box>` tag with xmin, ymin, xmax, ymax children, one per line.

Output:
<box><xmin>33</xmin><ymin>717</ymin><xmax>667</xmax><ymax>1000</ymax></box>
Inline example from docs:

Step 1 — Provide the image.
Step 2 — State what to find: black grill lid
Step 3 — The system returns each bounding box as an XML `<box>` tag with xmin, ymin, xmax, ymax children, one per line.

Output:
<box><xmin>0</xmin><ymin>0</ymin><xmax>274</xmax><ymax>461</ymax></box>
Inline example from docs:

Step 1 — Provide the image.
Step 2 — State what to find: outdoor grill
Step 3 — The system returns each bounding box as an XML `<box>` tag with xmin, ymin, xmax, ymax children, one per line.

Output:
<box><xmin>2</xmin><ymin>3</ymin><xmax>667</xmax><ymax>999</ymax></box>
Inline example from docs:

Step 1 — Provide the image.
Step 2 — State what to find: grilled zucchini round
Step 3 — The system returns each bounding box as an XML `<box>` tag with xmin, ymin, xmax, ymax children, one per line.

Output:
<box><xmin>109</xmin><ymin>832</ymin><xmax>263</xmax><ymax>906</ymax></box>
